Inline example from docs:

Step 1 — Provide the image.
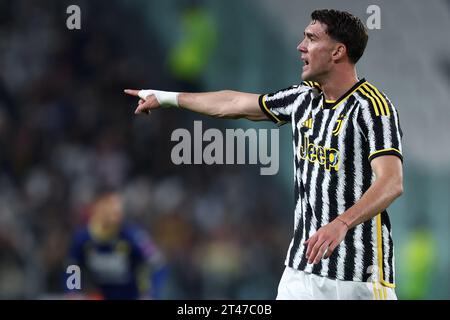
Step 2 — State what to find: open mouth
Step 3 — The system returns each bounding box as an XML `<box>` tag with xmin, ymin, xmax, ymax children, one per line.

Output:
<box><xmin>302</xmin><ymin>57</ymin><xmax>309</xmax><ymax>69</ymax></box>
<box><xmin>302</xmin><ymin>59</ymin><xmax>309</xmax><ymax>71</ymax></box>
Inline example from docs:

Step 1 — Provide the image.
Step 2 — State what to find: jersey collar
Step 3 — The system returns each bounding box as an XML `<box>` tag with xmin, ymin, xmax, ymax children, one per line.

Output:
<box><xmin>322</xmin><ymin>78</ymin><xmax>367</xmax><ymax>110</ymax></box>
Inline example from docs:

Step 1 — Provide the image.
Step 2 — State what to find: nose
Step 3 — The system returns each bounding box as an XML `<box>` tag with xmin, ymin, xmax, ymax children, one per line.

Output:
<box><xmin>297</xmin><ymin>39</ymin><xmax>307</xmax><ymax>53</ymax></box>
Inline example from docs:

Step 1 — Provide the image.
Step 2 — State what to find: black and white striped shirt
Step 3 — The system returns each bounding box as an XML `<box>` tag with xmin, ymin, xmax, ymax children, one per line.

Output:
<box><xmin>259</xmin><ymin>79</ymin><xmax>403</xmax><ymax>287</ymax></box>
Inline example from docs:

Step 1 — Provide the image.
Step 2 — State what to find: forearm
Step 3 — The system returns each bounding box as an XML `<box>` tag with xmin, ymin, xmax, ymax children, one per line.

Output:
<box><xmin>305</xmin><ymin>157</ymin><xmax>403</xmax><ymax>264</ymax></box>
<box><xmin>338</xmin><ymin>175</ymin><xmax>403</xmax><ymax>229</ymax></box>
<box><xmin>178</xmin><ymin>91</ymin><xmax>265</xmax><ymax>121</ymax></box>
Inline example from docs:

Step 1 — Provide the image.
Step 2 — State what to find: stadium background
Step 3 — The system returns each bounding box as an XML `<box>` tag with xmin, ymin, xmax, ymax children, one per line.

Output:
<box><xmin>0</xmin><ymin>0</ymin><xmax>449</xmax><ymax>299</ymax></box>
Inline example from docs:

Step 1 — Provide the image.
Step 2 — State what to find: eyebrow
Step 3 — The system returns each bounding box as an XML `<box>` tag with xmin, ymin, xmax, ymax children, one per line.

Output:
<box><xmin>304</xmin><ymin>31</ymin><xmax>318</xmax><ymax>39</ymax></box>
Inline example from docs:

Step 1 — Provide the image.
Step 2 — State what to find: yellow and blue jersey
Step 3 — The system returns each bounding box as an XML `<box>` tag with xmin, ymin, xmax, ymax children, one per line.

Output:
<box><xmin>67</xmin><ymin>224</ymin><xmax>167</xmax><ymax>299</ymax></box>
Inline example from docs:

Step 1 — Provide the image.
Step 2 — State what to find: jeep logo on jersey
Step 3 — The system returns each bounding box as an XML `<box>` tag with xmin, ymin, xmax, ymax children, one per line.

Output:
<box><xmin>299</xmin><ymin>135</ymin><xmax>340</xmax><ymax>171</ymax></box>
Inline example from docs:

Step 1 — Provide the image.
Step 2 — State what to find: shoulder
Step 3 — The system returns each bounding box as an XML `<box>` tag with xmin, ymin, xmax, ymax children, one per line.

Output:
<box><xmin>301</xmin><ymin>81</ymin><xmax>322</xmax><ymax>92</ymax></box>
<box><xmin>122</xmin><ymin>224</ymin><xmax>142</xmax><ymax>239</ymax></box>
<box><xmin>284</xmin><ymin>81</ymin><xmax>322</xmax><ymax>95</ymax></box>
<box><xmin>122</xmin><ymin>224</ymin><xmax>154</xmax><ymax>244</ymax></box>
<box><xmin>354</xmin><ymin>81</ymin><xmax>397</xmax><ymax>117</ymax></box>
<box><xmin>123</xmin><ymin>224</ymin><xmax>159</xmax><ymax>257</ymax></box>
<box><xmin>265</xmin><ymin>81</ymin><xmax>320</xmax><ymax>98</ymax></box>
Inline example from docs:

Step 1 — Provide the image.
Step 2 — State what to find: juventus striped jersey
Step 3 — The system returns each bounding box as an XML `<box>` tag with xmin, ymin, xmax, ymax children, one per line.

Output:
<box><xmin>258</xmin><ymin>78</ymin><xmax>403</xmax><ymax>287</ymax></box>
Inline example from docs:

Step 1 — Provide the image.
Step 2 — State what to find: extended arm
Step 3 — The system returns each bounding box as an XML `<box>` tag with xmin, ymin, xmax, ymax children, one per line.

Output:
<box><xmin>124</xmin><ymin>89</ymin><xmax>267</xmax><ymax>121</ymax></box>
<box><xmin>305</xmin><ymin>155</ymin><xmax>403</xmax><ymax>264</ymax></box>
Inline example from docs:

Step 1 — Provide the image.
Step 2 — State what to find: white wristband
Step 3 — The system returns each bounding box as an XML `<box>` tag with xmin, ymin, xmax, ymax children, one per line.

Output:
<box><xmin>138</xmin><ymin>89</ymin><xmax>179</xmax><ymax>108</ymax></box>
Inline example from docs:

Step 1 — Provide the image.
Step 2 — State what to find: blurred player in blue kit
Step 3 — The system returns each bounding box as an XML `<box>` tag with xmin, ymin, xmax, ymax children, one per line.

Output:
<box><xmin>66</xmin><ymin>191</ymin><xmax>167</xmax><ymax>299</ymax></box>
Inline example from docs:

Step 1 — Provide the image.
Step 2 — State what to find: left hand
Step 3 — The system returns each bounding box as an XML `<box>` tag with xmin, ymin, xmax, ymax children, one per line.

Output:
<box><xmin>304</xmin><ymin>218</ymin><xmax>348</xmax><ymax>264</ymax></box>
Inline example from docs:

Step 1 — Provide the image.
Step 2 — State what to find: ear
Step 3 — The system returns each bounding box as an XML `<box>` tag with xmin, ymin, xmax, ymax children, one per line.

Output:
<box><xmin>332</xmin><ymin>43</ymin><xmax>347</xmax><ymax>62</ymax></box>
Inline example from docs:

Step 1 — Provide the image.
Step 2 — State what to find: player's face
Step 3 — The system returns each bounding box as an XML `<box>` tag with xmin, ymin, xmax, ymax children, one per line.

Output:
<box><xmin>297</xmin><ymin>21</ymin><xmax>337</xmax><ymax>82</ymax></box>
<box><xmin>102</xmin><ymin>194</ymin><xmax>124</xmax><ymax>228</ymax></box>
<box><xmin>93</xmin><ymin>194</ymin><xmax>124</xmax><ymax>231</ymax></box>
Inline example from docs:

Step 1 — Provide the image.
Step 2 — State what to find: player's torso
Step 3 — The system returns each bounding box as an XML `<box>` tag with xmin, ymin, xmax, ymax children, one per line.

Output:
<box><xmin>292</xmin><ymin>90</ymin><xmax>372</xmax><ymax>219</ymax></box>
<box><xmin>285</xmin><ymin>81</ymin><xmax>397</xmax><ymax>285</ymax></box>
<box><xmin>82</xmin><ymin>234</ymin><xmax>137</xmax><ymax>285</ymax></box>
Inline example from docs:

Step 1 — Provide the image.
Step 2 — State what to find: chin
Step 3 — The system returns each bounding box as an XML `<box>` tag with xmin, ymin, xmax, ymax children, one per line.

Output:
<box><xmin>301</xmin><ymin>71</ymin><xmax>313</xmax><ymax>81</ymax></box>
<box><xmin>302</xmin><ymin>73</ymin><xmax>319</xmax><ymax>83</ymax></box>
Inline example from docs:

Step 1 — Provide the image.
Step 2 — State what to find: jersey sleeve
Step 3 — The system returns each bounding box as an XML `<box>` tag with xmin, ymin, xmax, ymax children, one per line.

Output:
<box><xmin>357</xmin><ymin>93</ymin><xmax>404</xmax><ymax>163</ymax></box>
<box><xmin>127</xmin><ymin>226</ymin><xmax>167</xmax><ymax>299</ymax></box>
<box><xmin>128</xmin><ymin>226</ymin><xmax>158</xmax><ymax>261</ymax></box>
<box><xmin>258</xmin><ymin>83</ymin><xmax>312</xmax><ymax>126</ymax></box>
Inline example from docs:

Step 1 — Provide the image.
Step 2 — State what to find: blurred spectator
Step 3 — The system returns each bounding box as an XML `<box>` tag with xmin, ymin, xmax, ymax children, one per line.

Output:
<box><xmin>0</xmin><ymin>0</ymin><xmax>290</xmax><ymax>299</ymax></box>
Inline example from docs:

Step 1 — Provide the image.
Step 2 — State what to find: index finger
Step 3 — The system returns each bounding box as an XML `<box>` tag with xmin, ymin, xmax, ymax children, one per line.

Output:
<box><xmin>305</xmin><ymin>236</ymin><xmax>318</xmax><ymax>258</ymax></box>
<box><xmin>124</xmin><ymin>89</ymin><xmax>140</xmax><ymax>97</ymax></box>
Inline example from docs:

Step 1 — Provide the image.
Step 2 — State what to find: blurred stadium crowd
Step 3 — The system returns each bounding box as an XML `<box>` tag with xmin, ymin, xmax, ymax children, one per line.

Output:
<box><xmin>0</xmin><ymin>1</ymin><xmax>290</xmax><ymax>299</ymax></box>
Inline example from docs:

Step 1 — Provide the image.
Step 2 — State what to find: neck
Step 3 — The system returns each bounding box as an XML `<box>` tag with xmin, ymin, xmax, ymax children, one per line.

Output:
<box><xmin>319</xmin><ymin>67</ymin><xmax>359</xmax><ymax>101</ymax></box>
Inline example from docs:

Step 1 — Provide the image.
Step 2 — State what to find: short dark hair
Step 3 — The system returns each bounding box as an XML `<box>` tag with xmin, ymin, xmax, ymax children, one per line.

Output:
<box><xmin>311</xmin><ymin>9</ymin><xmax>368</xmax><ymax>64</ymax></box>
